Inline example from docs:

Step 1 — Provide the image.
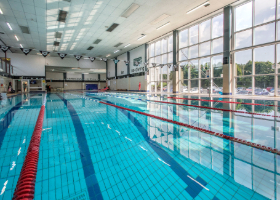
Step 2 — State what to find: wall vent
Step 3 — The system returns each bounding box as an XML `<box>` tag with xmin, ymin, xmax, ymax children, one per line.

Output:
<box><xmin>106</xmin><ymin>23</ymin><xmax>119</xmax><ymax>32</ymax></box>
<box><xmin>19</xmin><ymin>26</ymin><xmax>30</xmax><ymax>34</ymax></box>
<box><xmin>114</xmin><ymin>43</ymin><xmax>123</xmax><ymax>47</ymax></box>
<box><xmin>87</xmin><ymin>46</ymin><xmax>94</xmax><ymax>50</ymax></box>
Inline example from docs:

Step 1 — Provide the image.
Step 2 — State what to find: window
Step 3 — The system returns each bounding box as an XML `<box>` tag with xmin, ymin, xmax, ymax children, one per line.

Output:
<box><xmin>149</xmin><ymin>35</ymin><xmax>173</xmax><ymax>93</ymax></box>
<box><xmin>234</xmin><ymin>0</ymin><xmax>278</xmax><ymax>96</ymax></box>
<box><xmin>179</xmin><ymin>13</ymin><xmax>224</xmax><ymax>94</ymax></box>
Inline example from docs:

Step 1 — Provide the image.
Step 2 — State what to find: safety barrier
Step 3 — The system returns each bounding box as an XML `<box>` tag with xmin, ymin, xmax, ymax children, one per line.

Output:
<box><xmin>12</xmin><ymin>105</ymin><xmax>45</xmax><ymax>200</ymax></box>
<box><xmin>168</xmin><ymin>97</ymin><xmax>279</xmax><ymax>107</ymax></box>
<box><xmin>100</xmin><ymin>101</ymin><xmax>280</xmax><ymax>155</ymax></box>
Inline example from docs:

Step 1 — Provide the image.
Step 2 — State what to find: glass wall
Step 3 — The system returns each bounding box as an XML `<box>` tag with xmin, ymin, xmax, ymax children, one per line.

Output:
<box><xmin>234</xmin><ymin>0</ymin><xmax>278</xmax><ymax>96</ymax></box>
<box><xmin>178</xmin><ymin>13</ymin><xmax>224</xmax><ymax>94</ymax></box>
<box><xmin>149</xmin><ymin>35</ymin><xmax>173</xmax><ymax>93</ymax></box>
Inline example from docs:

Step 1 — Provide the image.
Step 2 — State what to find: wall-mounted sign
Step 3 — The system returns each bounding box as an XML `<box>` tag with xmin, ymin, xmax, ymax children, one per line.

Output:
<box><xmin>131</xmin><ymin>57</ymin><xmax>144</xmax><ymax>73</ymax></box>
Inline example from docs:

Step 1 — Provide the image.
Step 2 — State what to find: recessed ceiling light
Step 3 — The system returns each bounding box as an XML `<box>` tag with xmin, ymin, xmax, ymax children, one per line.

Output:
<box><xmin>121</xmin><ymin>3</ymin><xmax>140</xmax><ymax>18</ymax></box>
<box><xmin>15</xmin><ymin>35</ymin><xmax>19</xmax><ymax>41</ymax></box>
<box><xmin>156</xmin><ymin>22</ymin><xmax>170</xmax><ymax>30</ymax></box>
<box><xmin>138</xmin><ymin>35</ymin><xmax>146</xmax><ymax>40</ymax></box>
<box><xmin>20</xmin><ymin>44</ymin><xmax>23</xmax><ymax>48</ymax></box>
<box><xmin>114</xmin><ymin>50</ymin><xmax>119</xmax><ymax>53</ymax></box>
<box><xmin>6</xmin><ymin>23</ymin><xmax>12</xmax><ymax>30</ymax></box>
<box><xmin>106</xmin><ymin>55</ymin><xmax>110</xmax><ymax>57</ymax></box>
<box><xmin>124</xmin><ymin>44</ymin><xmax>130</xmax><ymax>48</ymax></box>
<box><xmin>187</xmin><ymin>1</ymin><xmax>210</xmax><ymax>14</ymax></box>
<box><xmin>0</xmin><ymin>8</ymin><xmax>3</xmax><ymax>14</ymax></box>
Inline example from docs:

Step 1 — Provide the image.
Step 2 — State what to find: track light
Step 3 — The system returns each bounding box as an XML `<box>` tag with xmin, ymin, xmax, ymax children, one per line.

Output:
<box><xmin>7</xmin><ymin>23</ymin><xmax>12</xmax><ymax>30</ymax></box>
<box><xmin>187</xmin><ymin>1</ymin><xmax>210</xmax><ymax>14</ymax></box>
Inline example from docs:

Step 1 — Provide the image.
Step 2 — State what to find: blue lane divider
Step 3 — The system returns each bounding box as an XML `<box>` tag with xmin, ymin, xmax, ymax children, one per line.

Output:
<box><xmin>79</xmin><ymin>94</ymin><xmax>211</xmax><ymax>199</ymax></box>
<box><xmin>57</xmin><ymin>94</ymin><xmax>103</xmax><ymax>200</ymax></box>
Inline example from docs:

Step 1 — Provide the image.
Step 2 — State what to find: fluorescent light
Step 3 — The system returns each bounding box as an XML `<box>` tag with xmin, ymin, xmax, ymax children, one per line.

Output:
<box><xmin>72</xmin><ymin>68</ymin><xmax>78</xmax><ymax>69</ymax></box>
<box><xmin>84</xmin><ymin>57</ymin><xmax>89</xmax><ymax>59</ymax></box>
<box><xmin>114</xmin><ymin>50</ymin><xmax>119</xmax><ymax>53</ymax></box>
<box><xmin>187</xmin><ymin>1</ymin><xmax>209</xmax><ymax>14</ymax></box>
<box><xmin>20</xmin><ymin>44</ymin><xmax>23</xmax><ymax>48</ymax></box>
<box><xmin>124</xmin><ymin>44</ymin><xmax>130</xmax><ymax>48</ymax></box>
<box><xmin>15</xmin><ymin>35</ymin><xmax>19</xmax><ymax>41</ymax></box>
<box><xmin>6</xmin><ymin>23</ymin><xmax>12</xmax><ymax>30</ymax></box>
<box><xmin>83</xmin><ymin>73</ymin><xmax>89</xmax><ymax>74</ymax></box>
<box><xmin>138</xmin><ymin>35</ymin><xmax>146</xmax><ymax>40</ymax></box>
<box><xmin>121</xmin><ymin>3</ymin><xmax>140</xmax><ymax>18</ymax></box>
<box><xmin>106</xmin><ymin>55</ymin><xmax>110</xmax><ymax>57</ymax></box>
<box><xmin>156</xmin><ymin>22</ymin><xmax>170</xmax><ymax>30</ymax></box>
<box><xmin>150</xmin><ymin>14</ymin><xmax>170</xmax><ymax>25</ymax></box>
<box><xmin>0</xmin><ymin>9</ymin><xmax>3</xmax><ymax>14</ymax></box>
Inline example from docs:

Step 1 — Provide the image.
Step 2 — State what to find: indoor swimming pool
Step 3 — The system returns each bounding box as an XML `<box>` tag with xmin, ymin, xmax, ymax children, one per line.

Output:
<box><xmin>0</xmin><ymin>92</ymin><xmax>279</xmax><ymax>200</ymax></box>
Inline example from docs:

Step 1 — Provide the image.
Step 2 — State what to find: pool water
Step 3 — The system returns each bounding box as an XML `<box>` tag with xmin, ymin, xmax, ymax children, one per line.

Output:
<box><xmin>0</xmin><ymin>92</ymin><xmax>279</xmax><ymax>200</ymax></box>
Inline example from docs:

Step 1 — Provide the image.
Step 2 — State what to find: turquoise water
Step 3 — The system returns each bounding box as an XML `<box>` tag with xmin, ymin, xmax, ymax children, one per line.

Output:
<box><xmin>0</xmin><ymin>92</ymin><xmax>279</xmax><ymax>199</ymax></box>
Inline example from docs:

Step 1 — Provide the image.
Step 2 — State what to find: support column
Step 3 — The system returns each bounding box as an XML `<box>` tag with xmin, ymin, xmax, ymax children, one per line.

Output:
<box><xmin>172</xmin><ymin>30</ymin><xmax>179</xmax><ymax>93</ymax></box>
<box><xmin>115</xmin><ymin>57</ymin><xmax>117</xmax><ymax>78</ymax></box>
<box><xmin>127</xmin><ymin>52</ymin><xmax>130</xmax><ymax>77</ymax></box>
<box><xmin>223</xmin><ymin>6</ymin><xmax>232</xmax><ymax>95</ymax></box>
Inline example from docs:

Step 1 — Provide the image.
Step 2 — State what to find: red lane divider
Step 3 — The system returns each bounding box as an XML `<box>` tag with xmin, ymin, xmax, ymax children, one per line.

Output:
<box><xmin>151</xmin><ymin>100</ymin><xmax>280</xmax><ymax>118</ymax></box>
<box><xmin>168</xmin><ymin>97</ymin><xmax>279</xmax><ymax>107</ymax></box>
<box><xmin>12</xmin><ymin>105</ymin><xmax>45</xmax><ymax>200</ymax></box>
<box><xmin>100</xmin><ymin>101</ymin><xmax>280</xmax><ymax>155</ymax></box>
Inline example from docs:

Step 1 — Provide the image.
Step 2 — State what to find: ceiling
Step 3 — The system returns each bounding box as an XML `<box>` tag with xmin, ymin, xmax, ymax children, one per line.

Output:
<box><xmin>0</xmin><ymin>0</ymin><xmax>238</xmax><ymax>59</ymax></box>
<box><xmin>45</xmin><ymin>65</ymin><xmax>106</xmax><ymax>73</ymax></box>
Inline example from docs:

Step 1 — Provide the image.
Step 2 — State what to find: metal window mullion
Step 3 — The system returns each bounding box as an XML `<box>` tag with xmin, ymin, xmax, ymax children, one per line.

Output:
<box><xmin>252</xmin><ymin>0</ymin><xmax>255</xmax><ymax>95</ymax></box>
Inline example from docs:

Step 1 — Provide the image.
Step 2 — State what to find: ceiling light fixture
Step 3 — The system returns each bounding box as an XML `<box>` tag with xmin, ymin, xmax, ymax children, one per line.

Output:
<box><xmin>84</xmin><ymin>57</ymin><xmax>89</xmax><ymax>59</ymax></box>
<box><xmin>20</xmin><ymin>44</ymin><xmax>23</xmax><ymax>48</ymax></box>
<box><xmin>15</xmin><ymin>35</ymin><xmax>19</xmax><ymax>41</ymax></box>
<box><xmin>0</xmin><ymin>8</ymin><xmax>3</xmax><ymax>14</ymax></box>
<box><xmin>121</xmin><ymin>3</ymin><xmax>140</xmax><ymax>18</ymax></box>
<box><xmin>6</xmin><ymin>22</ymin><xmax>12</xmax><ymax>30</ymax></box>
<box><xmin>83</xmin><ymin>73</ymin><xmax>89</xmax><ymax>74</ymax></box>
<box><xmin>156</xmin><ymin>22</ymin><xmax>170</xmax><ymax>30</ymax></box>
<box><xmin>106</xmin><ymin>55</ymin><xmax>110</xmax><ymax>57</ymax></box>
<box><xmin>150</xmin><ymin>14</ymin><xmax>170</xmax><ymax>25</ymax></box>
<box><xmin>124</xmin><ymin>44</ymin><xmax>130</xmax><ymax>48</ymax></box>
<box><xmin>138</xmin><ymin>35</ymin><xmax>146</xmax><ymax>40</ymax></box>
<box><xmin>187</xmin><ymin>1</ymin><xmax>210</xmax><ymax>14</ymax></box>
<box><xmin>114</xmin><ymin>50</ymin><xmax>119</xmax><ymax>53</ymax></box>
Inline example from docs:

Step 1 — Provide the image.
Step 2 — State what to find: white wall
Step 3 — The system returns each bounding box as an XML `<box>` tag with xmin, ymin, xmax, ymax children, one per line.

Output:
<box><xmin>0</xmin><ymin>52</ymin><xmax>106</xmax><ymax>76</ymax></box>
<box><xmin>117</xmin><ymin>53</ymin><xmax>127</xmax><ymax>76</ymax></box>
<box><xmin>84</xmin><ymin>74</ymin><xmax>98</xmax><ymax>80</ymax></box>
<box><xmin>100</xmin><ymin>74</ymin><xmax>106</xmax><ymax>80</ymax></box>
<box><xmin>107</xmin><ymin>60</ymin><xmax>115</xmax><ymax>78</ymax></box>
<box><xmin>129</xmin><ymin>45</ymin><xmax>146</xmax><ymax>74</ymax></box>
<box><xmin>46</xmin><ymin>72</ymin><xmax>63</xmax><ymax>80</ymax></box>
<box><xmin>67</xmin><ymin>73</ymin><xmax>82</xmax><ymax>79</ymax></box>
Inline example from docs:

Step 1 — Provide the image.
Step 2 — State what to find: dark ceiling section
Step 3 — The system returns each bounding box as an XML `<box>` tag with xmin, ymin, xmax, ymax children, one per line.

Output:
<box><xmin>106</xmin><ymin>23</ymin><xmax>119</xmax><ymax>32</ymax></box>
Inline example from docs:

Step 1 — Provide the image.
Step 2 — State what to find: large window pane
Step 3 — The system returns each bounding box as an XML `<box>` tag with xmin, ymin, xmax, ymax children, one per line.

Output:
<box><xmin>179</xmin><ymin>29</ymin><xmax>188</xmax><ymax>49</ymax></box>
<box><xmin>235</xmin><ymin>29</ymin><xmax>252</xmax><ymax>49</ymax></box>
<box><xmin>150</xmin><ymin>43</ymin><xmax>154</xmax><ymax>57</ymax></box>
<box><xmin>149</xmin><ymin>57</ymin><xmax>155</xmax><ymax>68</ymax></box>
<box><xmin>213</xmin><ymin>55</ymin><xmax>223</xmax><ymax>78</ymax></box>
<box><xmin>190</xmin><ymin>60</ymin><xmax>199</xmax><ymax>79</ymax></box>
<box><xmin>162</xmin><ymin>54</ymin><xmax>167</xmax><ymax>64</ymax></box>
<box><xmin>212</xmin><ymin>37</ymin><xmax>223</xmax><ymax>54</ymax></box>
<box><xmin>182</xmin><ymin>80</ymin><xmax>188</xmax><ymax>93</ymax></box>
<box><xmin>235</xmin><ymin>2</ymin><xmax>252</xmax><ymax>31</ymax></box>
<box><xmin>179</xmin><ymin>48</ymin><xmax>188</xmax><ymax>61</ymax></box>
<box><xmin>155</xmin><ymin>40</ymin><xmax>161</xmax><ymax>56</ymax></box>
<box><xmin>155</xmin><ymin>56</ymin><xmax>161</xmax><ymax>65</ymax></box>
<box><xmin>162</xmin><ymin>66</ymin><xmax>168</xmax><ymax>80</ymax></box>
<box><xmin>201</xmin><ymin>79</ymin><xmax>210</xmax><ymax>93</ymax></box>
<box><xmin>236</xmin><ymin>77</ymin><xmax>252</xmax><ymax>95</ymax></box>
<box><xmin>199</xmin><ymin>19</ymin><xmax>211</xmax><ymax>42</ymax></box>
<box><xmin>255</xmin><ymin>76</ymin><xmax>274</xmax><ymax>95</ymax></box>
<box><xmin>190</xmin><ymin>80</ymin><xmax>199</xmax><ymax>93</ymax></box>
<box><xmin>200</xmin><ymin>57</ymin><xmax>210</xmax><ymax>78</ymax></box>
<box><xmin>189</xmin><ymin>45</ymin><xmax>198</xmax><ymax>59</ymax></box>
<box><xmin>254</xmin><ymin>23</ymin><xmax>275</xmax><ymax>45</ymax></box>
<box><xmin>181</xmin><ymin>62</ymin><xmax>189</xmax><ymax>79</ymax></box>
<box><xmin>168</xmin><ymin>52</ymin><xmax>173</xmax><ymax>63</ymax></box>
<box><xmin>255</xmin><ymin>45</ymin><xmax>275</xmax><ymax>74</ymax></box>
<box><xmin>199</xmin><ymin>42</ymin><xmax>210</xmax><ymax>57</ymax></box>
<box><xmin>277</xmin><ymin>44</ymin><xmax>280</xmax><ymax>73</ymax></box>
<box><xmin>168</xmin><ymin>36</ymin><xmax>173</xmax><ymax>52</ymax></box>
<box><xmin>162</xmin><ymin>38</ymin><xmax>167</xmax><ymax>54</ymax></box>
<box><xmin>190</xmin><ymin>25</ymin><xmax>198</xmax><ymax>45</ymax></box>
<box><xmin>235</xmin><ymin>49</ymin><xmax>252</xmax><ymax>76</ymax></box>
<box><xmin>213</xmin><ymin>78</ymin><xmax>223</xmax><ymax>94</ymax></box>
<box><xmin>255</xmin><ymin>0</ymin><xmax>275</xmax><ymax>25</ymax></box>
<box><xmin>212</xmin><ymin>14</ymin><xmax>223</xmax><ymax>38</ymax></box>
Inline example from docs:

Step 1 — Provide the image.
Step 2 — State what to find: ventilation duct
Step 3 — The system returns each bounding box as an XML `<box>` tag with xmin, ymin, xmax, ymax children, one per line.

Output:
<box><xmin>93</xmin><ymin>39</ymin><xmax>102</xmax><ymax>44</ymax></box>
<box><xmin>57</xmin><ymin>10</ymin><xmax>68</xmax><ymax>22</ymax></box>
<box><xmin>19</xmin><ymin>26</ymin><xmax>30</xmax><ymax>34</ymax></box>
<box><xmin>106</xmin><ymin>23</ymin><xmax>119</xmax><ymax>32</ymax></box>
